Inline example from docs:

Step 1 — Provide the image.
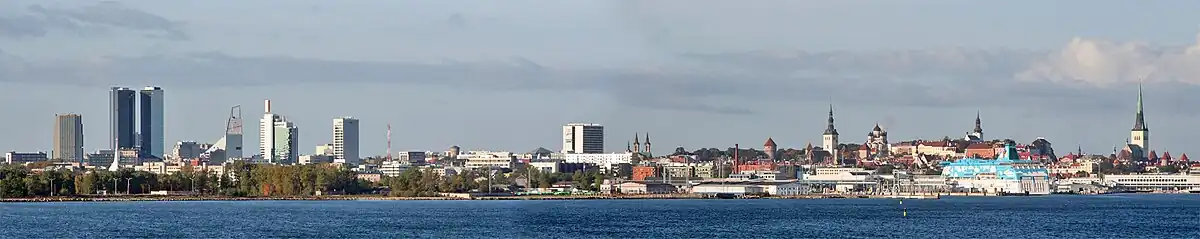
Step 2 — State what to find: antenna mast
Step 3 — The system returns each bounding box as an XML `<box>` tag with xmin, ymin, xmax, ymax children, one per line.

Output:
<box><xmin>386</xmin><ymin>123</ymin><xmax>392</xmax><ymax>161</ymax></box>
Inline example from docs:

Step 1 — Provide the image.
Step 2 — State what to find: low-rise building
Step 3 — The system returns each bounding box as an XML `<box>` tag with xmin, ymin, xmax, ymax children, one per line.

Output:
<box><xmin>526</xmin><ymin>159</ymin><xmax>594</xmax><ymax>174</ymax></box>
<box><xmin>299</xmin><ymin>155</ymin><xmax>334</xmax><ymax>165</ymax></box>
<box><xmin>396</xmin><ymin>151</ymin><xmax>427</xmax><ymax>165</ymax></box>
<box><xmin>463</xmin><ymin>151</ymin><xmax>517</xmax><ymax>170</ymax></box>
<box><xmin>380</xmin><ymin>160</ymin><xmax>411</xmax><ymax>177</ymax></box>
<box><xmin>562</xmin><ymin>152</ymin><xmax>633</xmax><ymax>173</ymax></box>
<box><xmin>5</xmin><ymin>151</ymin><xmax>48</xmax><ymax>164</ymax></box>
<box><xmin>1049</xmin><ymin>161</ymin><xmax>1098</xmax><ymax>177</ymax></box>
<box><xmin>613</xmin><ymin>181</ymin><xmax>677</xmax><ymax>194</ymax></box>
<box><xmin>691</xmin><ymin>181</ymin><xmax>812</xmax><ymax>195</ymax></box>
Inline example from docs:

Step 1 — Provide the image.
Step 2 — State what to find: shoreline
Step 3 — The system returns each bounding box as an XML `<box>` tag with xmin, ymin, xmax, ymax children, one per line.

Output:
<box><xmin>0</xmin><ymin>191</ymin><xmax>1188</xmax><ymax>203</ymax></box>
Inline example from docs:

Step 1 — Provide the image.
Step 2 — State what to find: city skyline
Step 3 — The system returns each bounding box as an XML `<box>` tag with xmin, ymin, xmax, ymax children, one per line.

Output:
<box><xmin>5</xmin><ymin>1</ymin><xmax>1200</xmax><ymax>156</ymax></box>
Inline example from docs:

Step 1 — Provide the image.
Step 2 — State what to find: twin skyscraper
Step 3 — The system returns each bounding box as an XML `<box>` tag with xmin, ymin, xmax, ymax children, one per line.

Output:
<box><xmin>110</xmin><ymin>86</ymin><xmax>164</xmax><ymax>160</ymax></box>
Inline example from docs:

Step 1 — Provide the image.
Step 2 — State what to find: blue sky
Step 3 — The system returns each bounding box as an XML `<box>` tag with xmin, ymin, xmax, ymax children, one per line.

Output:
<box><xmin>3</xmin><ymin>0</ymin><xmax>1200</xmax><ymax>157</ymax></box>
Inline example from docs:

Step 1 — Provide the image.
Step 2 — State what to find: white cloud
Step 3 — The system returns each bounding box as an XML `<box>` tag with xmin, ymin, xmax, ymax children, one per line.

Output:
<box><xmin>1018</xmin><ymin>32</ymin><xmax>1200</xmax><ymax>87</ymax></box>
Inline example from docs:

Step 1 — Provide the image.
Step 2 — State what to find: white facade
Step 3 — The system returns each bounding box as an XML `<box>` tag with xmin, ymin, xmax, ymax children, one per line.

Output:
<box><xmin>952</xmin><ymin>174</ymin><xmax>1052</xmax><ymax>195</ymax></box>
<box><xmin>134</xmin><ymin>161</ymin><xmax>225</xmax><ymax>176</ymax></box>
<box><xmin>692</xmin><ymin>183</ymin><xmax>765</xmax><ymax>195</ymax></box>
<box><xmin>562</xmin><ymin>123</ymin><xmax>604</xmax><ymax>154</ymax></box>
<box><xmin>563</xmin><ymin>153</ymin><xmax>633</xmax><ymax>171</ymax></box>
<box><xmin>464</xmin><ymin>151</ymin><xmax>517</xmax><ymax>169</ymax></box>
<box><xmin>1104</xmin><ymin>174</ymin><xmax>1200</xmax><ymax>191</ymax></box>
<box><xmin>315</xmin><ymin>144</ymin><xmax>334</xmax><ymax>156</ymax></box>
<box><xmin>380</xmin><ymin>160</ymin><xmax>412</xmax><ymax>177</ymax></box>
<box><xmin>333</xmin><ymin>117</ymin><xmax>360</xmax><ymax>165</ymax></box>
<box><xmin>259</xmin><ymin>100</ymin><xmax>284</xmax><ymax>161</ymax></box>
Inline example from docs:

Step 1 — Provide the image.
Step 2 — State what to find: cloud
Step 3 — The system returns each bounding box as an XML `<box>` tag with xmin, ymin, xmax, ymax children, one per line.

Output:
<box><xmin>0</xmin><ymin>2</ymin><xmax>186</xmax><ymax>40</ymax></box>
<box><xmin>0</xmin><ymin>16</ymin><xmax>49</xmax><ymax>38</ymax></box>
<box><xmin>6</xmin><ymin>30</ymin><xmax>1200</xmax><ymax>115</ymax></box>
<box><xmin>1018</xmin><ymin>32</ymin><xmax>1200</xmax><ymax>86</ymax></box>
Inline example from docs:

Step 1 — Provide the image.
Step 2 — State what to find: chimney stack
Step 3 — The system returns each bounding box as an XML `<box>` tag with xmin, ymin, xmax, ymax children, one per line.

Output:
<box><xmin>264</xmin><ymin>99</ymin><xmax>272</xmax><ymax>113</ymax></box>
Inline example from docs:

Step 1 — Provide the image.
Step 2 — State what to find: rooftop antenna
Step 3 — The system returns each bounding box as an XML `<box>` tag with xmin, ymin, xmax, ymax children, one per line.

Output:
<box><xmin>386</xmin><ymin>123</ymin><xmax>392</xmax><ymax>161</ymax></box>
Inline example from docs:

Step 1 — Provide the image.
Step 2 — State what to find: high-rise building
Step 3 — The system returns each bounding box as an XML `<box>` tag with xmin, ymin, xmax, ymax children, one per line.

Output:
<box><xmin>259</xmin><ymin>100</ymin><xmax>285</xmax><ymax>161</ymax></box>
<box><xmin>220</xmin><ymin>105</ymin><xmax>243</xmax><ymax>161</ymax></box>
<box><xmin>562</xmin><ymin>123</ymin><xmax>604</xmax><ymax>154</ymax></box>
<box><xmin>139</xmin><ymin>86</ymin><xmax>164</xmax><ymax>159</ymax></box>
<box><xmin>52</xmin><ymin>114</ymin><xmax>84</xmax><ymax>163</ymax></box>
<box><xmin>272</xmin><ymin>121</ymin><xmax>299</xmax><ymax>164</ymax></box>
<box><xmin>110</xmin><ymin>87</ymin><xmax>137</xmax><ymax>150</ymax></box>
<box><xmin>333</xmin><ymin>117</ymin><xmax>360</xmax><ymax>164</ymax></box>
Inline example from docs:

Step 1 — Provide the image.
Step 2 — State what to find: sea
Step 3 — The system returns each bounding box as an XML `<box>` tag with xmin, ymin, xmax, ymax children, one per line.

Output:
<box><xmin>1</xmin><ymin>194</ymin><xmax>1197</xmax><ymax>238</ymax></box>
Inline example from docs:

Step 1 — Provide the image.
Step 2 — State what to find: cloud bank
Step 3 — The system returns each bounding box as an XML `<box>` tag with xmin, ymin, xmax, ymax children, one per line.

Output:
<box><xmin>4</xmin><ymin>1</ymin><xmax>1200</xmax><ymax>116</ymax></box>
<box><xmin>0</xmin><ymin>1</ymin><xmax>186</xmax><ymax>40</ymax></box>
<box><xmin>1019</xmin><ymin>33</ymin><xmax>1200</xmax><ymax>86</ymax></box>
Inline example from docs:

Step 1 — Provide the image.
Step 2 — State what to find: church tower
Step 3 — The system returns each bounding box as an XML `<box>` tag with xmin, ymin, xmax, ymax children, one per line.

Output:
<box><xmin>1130</xmin><ymin>83</ymin><xmax>1149</xmax><ymax>157</ymax></box>
<box><xmin>973</xmin><ymin>112</ymin><xmax>983</xmax><ymax>138</ymax></box>
<box><xmin>643</xmin><ymin>133</ymin><xmax>651</xmax><ymax>155</ymax></box>
<box><xmin>822</xmin><ymin>105</ymin><xmax>840</xmax><ymax>163</ymax></box>
<box><xmin>632</xmin><ymin>133</ymin><xmax>641</xmax><ymax>153</ymax></box>
<box><xmin>965</xmin><ymin>112</ymin><xmax>984</xmax><ymax>141</ymax></box>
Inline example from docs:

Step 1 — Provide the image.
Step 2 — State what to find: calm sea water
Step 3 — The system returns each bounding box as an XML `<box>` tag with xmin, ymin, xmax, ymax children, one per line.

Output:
<box><xmin>1</xmin><ymin>194</ymin><xmax>1198</xmax><ymax>238</ymax></box>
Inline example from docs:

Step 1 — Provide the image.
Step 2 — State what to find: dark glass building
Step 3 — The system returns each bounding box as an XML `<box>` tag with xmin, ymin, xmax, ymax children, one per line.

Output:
<box><xmin>139</xmin><ymin>87</ymin><xmax>164</xmax><ymax>159</ymax></box>
<box><xmin>110</xmin><ymin>87</ymin><xmax>137</xmax><ymax>150</ymax></box>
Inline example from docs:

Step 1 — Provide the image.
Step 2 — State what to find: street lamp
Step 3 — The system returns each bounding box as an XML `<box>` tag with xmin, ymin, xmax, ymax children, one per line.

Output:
<box><xmin>125</xmin><ymin>177</ymin><xmax>132</xmax><ymax>195</ymax></box>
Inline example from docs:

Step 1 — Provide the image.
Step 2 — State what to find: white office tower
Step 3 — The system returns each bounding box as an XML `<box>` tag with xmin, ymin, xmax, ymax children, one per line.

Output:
<box><xmin>333</xmin><ymin>117</ymin><xmax>360</xmax><ymax>165</ymax></box>
<box><xmin>259</xmin><ymin>100</ymin><xmax>286</xmax><ymax>162</ymax></box>
<box><xmin>562</xmin><ymin>123</ymin><xmax>604</xmax><ymax>154</ymax></box>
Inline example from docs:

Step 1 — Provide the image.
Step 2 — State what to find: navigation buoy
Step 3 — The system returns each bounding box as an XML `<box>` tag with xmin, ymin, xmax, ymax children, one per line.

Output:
<box><xmin>903</xmin><ymin>208</ymin><xmax>908</xmax><ymax>217</ymax></box>
<box><xmin>899</xmin><ymin>199</ymin><xmax>903</xmax><ymax>205</ymax></box>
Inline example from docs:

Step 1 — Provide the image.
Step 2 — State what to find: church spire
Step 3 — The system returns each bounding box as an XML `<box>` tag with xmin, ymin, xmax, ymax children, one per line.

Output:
<box><xmin>973</xmin><ymin>111</ymin><xmax>983</xmax><ymax>134</ymax></box>
<box><xmin>824</xmin><ymin>104</ymin><xmax>838</xmax><ymax>135</ymax></box>
<box><xmin>632</xmin><ymin>133</ymin><xmax>640</xmax><ymax>153</ymax></box>
<box><xmin>1132</xmin><ymin>82</ymin><xmax>1147</xmax><ymax>131</ymax></box>
<box><xmin>643</xmin><ymin>133</ymin><xmax>651</xmax><ymax>154</ymax></box>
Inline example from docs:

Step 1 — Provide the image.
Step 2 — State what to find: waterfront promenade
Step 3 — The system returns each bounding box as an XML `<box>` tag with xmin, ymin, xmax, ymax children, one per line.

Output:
<box><xmin>0</xmin><ymin>193</ymin><xmax>953</xmax><ymax>202</ymax></box>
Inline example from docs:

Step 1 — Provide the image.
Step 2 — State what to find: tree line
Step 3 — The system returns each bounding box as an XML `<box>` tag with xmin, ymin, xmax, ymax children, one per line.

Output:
<box><xmin>1</xmin><ymin>162</ymin><xmax>610</xmax><ymax>198</ymax></box>
<box><xmin>0</xmin><ymin>162</ymin><xmax>370</xmax><ymax>198</ymax></box>
<box><xmin>380</xmin><ymin>166</ymin><xmax>605</xmax><ymax>197</ymax></box>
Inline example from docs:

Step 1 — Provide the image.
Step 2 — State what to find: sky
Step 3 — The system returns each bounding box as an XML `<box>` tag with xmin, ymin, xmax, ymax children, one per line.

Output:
<box><xmin>4</xmin><ymin>0</ymin><xmax>1200</xmax><ymax>157</ymax></box>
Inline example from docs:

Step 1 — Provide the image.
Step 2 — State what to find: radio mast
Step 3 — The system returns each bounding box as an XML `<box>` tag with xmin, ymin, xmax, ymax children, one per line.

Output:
<box><xmin>386</xmin><ymin>123</ymin><xmax>392</xmax><ymax>161</ymax></box>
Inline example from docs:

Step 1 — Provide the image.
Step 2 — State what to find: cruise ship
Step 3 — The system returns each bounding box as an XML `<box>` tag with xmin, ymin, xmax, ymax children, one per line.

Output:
<box><xmin>940</xmin><ymin>142</ymin><xmax>1052</xmax><ymax>195</ymax></box>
